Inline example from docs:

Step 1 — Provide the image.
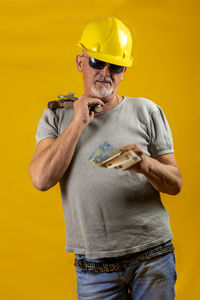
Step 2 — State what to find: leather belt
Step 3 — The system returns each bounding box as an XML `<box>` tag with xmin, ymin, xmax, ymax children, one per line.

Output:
<box><xmin>74</xmin><ymin>243</ymin><xmax>174</xmax><ymax>273</ymax></box>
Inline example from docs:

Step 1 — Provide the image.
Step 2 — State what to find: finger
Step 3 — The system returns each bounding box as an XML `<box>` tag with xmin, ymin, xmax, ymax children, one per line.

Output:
<box><xmin>119</xmin><ymin>144</ymin><xmax>137</xmax><ymax>151</ymax></box>
<box><xmin>134</xmin><ymin>149</ymin><xmax>144</xmax><ymax>156</ymax></box>
<box><xmin>89</xmin><ymin>110</ymin><xmax>95</xmax><ymax>117</ymax></box>
<box><xmin>82</xmin><ymin>95</ymin><xmax>104</xmax><ymax>105</ymax></box>
<box><xmin>87</xmin><ymin>98</ymin><xmax>105</xmax><ymax>106</ymax></box>
<box><xmin>119</xmin><ymin>145</ymin><xmax>144</xmax><ymax>156</ymax></box>
<box><xmin>78</xmin><ymin>95</ymin><xmax>104</xmax><ymax>107</ymax></box>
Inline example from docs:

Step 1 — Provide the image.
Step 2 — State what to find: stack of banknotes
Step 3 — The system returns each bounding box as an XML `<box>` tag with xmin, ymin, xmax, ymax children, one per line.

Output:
<box><xmin>89</xmin><ymin>141</ymin><xmax>141</xmax><ymax>171</ymax></box>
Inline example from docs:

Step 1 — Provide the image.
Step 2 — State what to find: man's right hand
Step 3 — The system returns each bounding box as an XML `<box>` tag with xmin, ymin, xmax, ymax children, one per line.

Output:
<box><xmin>73</xmin><ymin>95</ymin><xmax>105</xmax><ymax>128</ymax></box>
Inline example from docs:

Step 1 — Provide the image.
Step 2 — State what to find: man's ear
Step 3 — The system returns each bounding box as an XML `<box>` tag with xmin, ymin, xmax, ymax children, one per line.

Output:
<box><xmin>76</xmin><ymin>55</ymin><xmax>83</xmax><ymax>72</ymax></box>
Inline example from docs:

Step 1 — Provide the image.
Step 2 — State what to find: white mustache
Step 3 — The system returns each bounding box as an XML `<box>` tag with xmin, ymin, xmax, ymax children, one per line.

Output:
<box><xmin>94</xmin><ymin>76</ymin><xmax>113</xmax><ymax>85</ymax></box>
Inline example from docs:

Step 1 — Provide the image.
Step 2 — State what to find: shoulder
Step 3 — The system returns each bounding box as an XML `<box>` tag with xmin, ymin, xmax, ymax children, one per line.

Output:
<box><xmin>124</xmin><ymin>96</ymin><xmax>161</xmax><ymax>117</ymax></box>
<box><xmin>41</xmin><ymin>106</ymin><xmax>74</xmax><ymax>121</ymax></box>
<box><xmin>38</xmin><ymin>107</ymin><xmax>74</xmax><ymax>134</ymax></box>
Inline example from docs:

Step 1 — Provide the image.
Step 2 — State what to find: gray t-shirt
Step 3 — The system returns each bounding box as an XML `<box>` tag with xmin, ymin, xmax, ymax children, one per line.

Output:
<box><xmin>36</xmin><ymin>96</ymin><xmax>174</xmax><ymax>259</ymax></box>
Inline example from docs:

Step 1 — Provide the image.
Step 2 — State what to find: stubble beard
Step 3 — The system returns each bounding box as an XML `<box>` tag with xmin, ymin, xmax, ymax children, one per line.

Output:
<box><xmin>91</xmin><ymin>75</ymin><xmax>113</xmax><ymax>98</ymax></box>
<box><xmin>91</xmin><ymin>85</ymin><xmax>113</xmax><ymax>98</ymax></box>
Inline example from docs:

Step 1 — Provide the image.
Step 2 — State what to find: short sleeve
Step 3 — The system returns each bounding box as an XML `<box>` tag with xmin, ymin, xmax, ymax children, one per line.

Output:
<box><xmin>148</xmin><ymin>106</ymin><xmax>174</xmax><ymax>157</ymax></box>
<box><xmin>36</xmin><ymin>108</ymin><xmax>59</xmax><ymax>144</ymax></box>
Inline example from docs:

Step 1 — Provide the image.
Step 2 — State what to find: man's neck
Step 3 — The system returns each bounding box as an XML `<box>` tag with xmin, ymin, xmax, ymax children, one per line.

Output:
<box><xmin>93</xmin><ymin>94</ymin><xmax>123</xmax><ymax>113</ymax></box>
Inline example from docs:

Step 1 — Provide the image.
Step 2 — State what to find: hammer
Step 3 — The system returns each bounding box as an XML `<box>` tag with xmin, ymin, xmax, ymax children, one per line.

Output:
<box><xmin>48</xmin><ymin>93</ymin><xmax>102</xmax><ymax>112</ymax></box>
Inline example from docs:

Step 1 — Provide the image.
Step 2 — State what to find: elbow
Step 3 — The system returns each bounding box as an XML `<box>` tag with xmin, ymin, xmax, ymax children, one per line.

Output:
<box><xmin>170</xmin><ymin>186</ymin><xmax>181</xmax><ymax>196</ymax></box>
<box><xmin>30</xmin><ymin>175</ymin><xmax>50</xmax><ymax>191</ymax></box>
<box><xmin>170</xmin><ymin>177</ymin><xmax>183</xmax><ymax>195</ymax></box>
<box><xmin>176</xmin><ymin>173</ymin><xmax>183</xmax><ymax>194</ymax></box>
<box><xmin>33</xmin><ymin>180</ymin><xmax>50</xmax><ymax>191</ymax></box>
<box><xmin>29</xmin><ymin>166</ymin><xmax>51</xmax><ymax>191</ymax></box>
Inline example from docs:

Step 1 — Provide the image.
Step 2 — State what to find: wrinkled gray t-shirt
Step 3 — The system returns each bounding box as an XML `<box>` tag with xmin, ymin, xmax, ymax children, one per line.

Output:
<box><xmin>36</xmin><ymin>97</ymin><xmax>174</xmax><ymax>259</ymax></box>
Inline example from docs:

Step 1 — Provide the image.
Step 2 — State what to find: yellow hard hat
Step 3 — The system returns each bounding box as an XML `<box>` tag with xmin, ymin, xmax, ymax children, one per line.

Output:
<box><xmin>77</xmin><ymin>16</ymin><xmax>133</xmax><ymax>67</ymax></box>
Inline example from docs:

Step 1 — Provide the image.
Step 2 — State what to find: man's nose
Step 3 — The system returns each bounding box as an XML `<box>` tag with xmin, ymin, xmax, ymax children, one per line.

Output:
<box><xmin>99</xmin><ymin>64</ymin><xmax>111</xmax><ymax>76</ymax></box>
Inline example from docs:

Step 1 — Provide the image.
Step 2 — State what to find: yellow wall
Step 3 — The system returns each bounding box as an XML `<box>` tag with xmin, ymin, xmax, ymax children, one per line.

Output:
<box><xmin>1</xmin><ymin>0</ymin><xmax>199</xmax><ymax>299</ymax></box>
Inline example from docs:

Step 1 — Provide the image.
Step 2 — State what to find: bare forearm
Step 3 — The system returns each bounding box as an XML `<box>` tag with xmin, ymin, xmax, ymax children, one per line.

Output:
<box><xmin>119</xmin><ymin>144</ymin><xmax>183</xmax><ymax>195</ymax></box>
<box><xmin>142</xmin><ymin>156</ymin><xmax>182</xmax><ymax>195</ymax></box>
<box><xmin>30</xmin><ymin>96</ymin><xmax>105</xmax><ymax>191</ymax></box>
<box><xmin>29</xmin><ymin>120</ymin><xmax>84</xmax><ymax>190</ymax></box>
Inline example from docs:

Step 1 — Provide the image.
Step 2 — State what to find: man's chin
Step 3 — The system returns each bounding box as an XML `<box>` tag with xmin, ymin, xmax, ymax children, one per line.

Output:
<box><xmin>91</xmin><ymin>86</ymin><xmax>113</xmax><ymax>98</ymax></box>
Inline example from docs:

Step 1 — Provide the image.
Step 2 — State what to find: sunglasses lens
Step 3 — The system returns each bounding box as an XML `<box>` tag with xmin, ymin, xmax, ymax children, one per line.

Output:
<box><xmin>89</xmin><ymin>57</ymin><xmax>124</xmax><ymax>74</ymax></box>
<box><xmin>109</xmin><ymin>64</ymin><xmax>124</xmax><ymax>74</ymax></box>
<box><xmin>89</xmin><ymin>57</ymin><xmax>106</xmax><ymax>69</ymax></box>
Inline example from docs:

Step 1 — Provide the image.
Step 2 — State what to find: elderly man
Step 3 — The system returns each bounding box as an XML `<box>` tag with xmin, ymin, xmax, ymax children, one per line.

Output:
<box><xmin>29</xmin><ymin>16</ymin><xmax>182</xmax><ymax>300</ymax></box>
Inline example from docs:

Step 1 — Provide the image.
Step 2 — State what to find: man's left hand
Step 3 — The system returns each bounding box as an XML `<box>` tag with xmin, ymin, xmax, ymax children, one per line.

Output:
<box><xmin>119</xmin><ymin>144</ymin><xmax>150</xmax><ymax>174</ymax></box>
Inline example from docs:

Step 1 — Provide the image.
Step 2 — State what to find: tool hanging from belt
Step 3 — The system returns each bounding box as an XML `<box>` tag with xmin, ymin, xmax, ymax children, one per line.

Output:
<box><xmin>47</xmin><ymin>92</ymin><xmax>103</xmax><ymax>113</ymax></box>
<box><xmin>74</xmin><ymin>243</ymin><xmax>175</xmax><ymax>273</ymax></box>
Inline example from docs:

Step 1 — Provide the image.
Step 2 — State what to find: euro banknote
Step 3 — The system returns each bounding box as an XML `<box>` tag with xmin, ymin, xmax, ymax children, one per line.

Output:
<box><xmin>89</xmin><ymin>141</ymin><xmax>141</xmax><ymax>170</ymax></box>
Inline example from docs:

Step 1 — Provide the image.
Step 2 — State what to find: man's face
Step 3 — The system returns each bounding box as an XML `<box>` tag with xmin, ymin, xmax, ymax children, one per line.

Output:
<box><xmin>76</xmin><ymin>51</ymin><xmax>127</xmax><ymax>99</ymax></box>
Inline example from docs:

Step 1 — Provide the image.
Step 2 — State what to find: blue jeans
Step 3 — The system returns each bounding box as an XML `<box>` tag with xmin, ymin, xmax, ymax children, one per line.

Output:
<box><xmin>75</xmin><ymin>240</ymin><xmax>177</xmax><ymax>300</ymax></box>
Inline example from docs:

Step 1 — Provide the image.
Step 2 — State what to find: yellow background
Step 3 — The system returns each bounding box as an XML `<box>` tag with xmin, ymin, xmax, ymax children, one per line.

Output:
<box><xmin>0</xmin><ymin>0</ymin><xmax>199</xmax><ymax>299</ymax></box>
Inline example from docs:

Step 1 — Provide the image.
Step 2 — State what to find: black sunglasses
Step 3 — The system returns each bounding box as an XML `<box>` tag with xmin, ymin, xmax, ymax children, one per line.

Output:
<box><xmin>82</xmin><ymin>56</ymin><xmax>124</xmax><ymax>74</ymax></box>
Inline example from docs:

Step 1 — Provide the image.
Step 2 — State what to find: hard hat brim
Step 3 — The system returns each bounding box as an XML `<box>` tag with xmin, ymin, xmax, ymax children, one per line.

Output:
<box><xmin>77</xmin><ymin>42</ymin><xmax>133</xmax><ymax>67</ymax></box>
